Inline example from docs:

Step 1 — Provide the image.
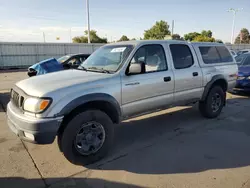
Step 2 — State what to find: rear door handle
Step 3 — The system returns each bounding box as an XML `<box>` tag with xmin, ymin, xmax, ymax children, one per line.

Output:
<box><xmin>193</xmin><ymin>72</ymin><xmax>198</xmax><ymax>77</ymax></box>
<box><xmin>163</xmin><ymin>76</ymin><xmax>171</xmax><ymax>82</ymax></box>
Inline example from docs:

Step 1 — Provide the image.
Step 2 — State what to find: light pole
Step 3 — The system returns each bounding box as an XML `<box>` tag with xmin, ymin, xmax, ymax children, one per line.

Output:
<box><xmin>69</xmin><ymin>28</ymin><xmax>72</xmax><ymax>43</ymax></box>
<box><xmin>86</xmin><ymin>0</ymin><xmax>91</xmax><ymax>43</ymax></box>
<box><xmin>227</xmin><ymin>8</ymin><xmax>243</xmax><ymax>44</ymax></box>
<box><xmin>42</xmin><ymin>32</ymin><xmax>46</xmax><ymax>43</ymax></box>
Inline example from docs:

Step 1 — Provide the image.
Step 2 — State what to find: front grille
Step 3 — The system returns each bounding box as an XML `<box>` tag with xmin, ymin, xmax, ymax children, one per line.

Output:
<box><xmin>11</xmin><ymin>89</ymin><xmax>19</xmax><ymax>107</ymax></box>
<box><xmin>11</xmin><ymin>89</ymin><xmax>24</xmax><ymax>108</ymax></box>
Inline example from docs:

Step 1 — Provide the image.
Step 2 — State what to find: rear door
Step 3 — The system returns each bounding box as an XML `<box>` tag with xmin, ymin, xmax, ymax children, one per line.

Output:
<box><xmin>168</xmin><ymin>43</ymin><xmax>203</xmax><ymax>104</ymax></box>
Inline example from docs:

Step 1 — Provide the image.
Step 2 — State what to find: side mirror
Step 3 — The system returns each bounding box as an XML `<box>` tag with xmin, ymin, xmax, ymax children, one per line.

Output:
<box><xmin>128</xmin><ymin>63</ymin><xmax>142</xmax><ymax>75</ymax></box>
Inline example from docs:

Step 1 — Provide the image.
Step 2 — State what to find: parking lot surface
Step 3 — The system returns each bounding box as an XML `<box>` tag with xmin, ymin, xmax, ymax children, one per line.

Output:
<box><xmin>0</xmin><ymin>71</ymin><xmax>250</xmax><ymax>188</ymax></box>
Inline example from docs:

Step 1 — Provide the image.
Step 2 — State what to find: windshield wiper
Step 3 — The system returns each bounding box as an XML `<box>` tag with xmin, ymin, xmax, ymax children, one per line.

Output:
<box><xmin>77</xmin><ymin>66</ymin><xmax>88</xmax><ymax>71</ymax></box>
<box><xmin>86</xmin><ymin>67</ymin><xmax>113</xmax><ymax>74</ymax></box>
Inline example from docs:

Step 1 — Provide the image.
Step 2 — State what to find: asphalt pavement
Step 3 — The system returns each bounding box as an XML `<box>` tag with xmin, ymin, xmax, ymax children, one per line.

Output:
<box><xmin>0</xmin><ymin>71</ymin><xmax>250</xmax><ymax>188</ymax></box>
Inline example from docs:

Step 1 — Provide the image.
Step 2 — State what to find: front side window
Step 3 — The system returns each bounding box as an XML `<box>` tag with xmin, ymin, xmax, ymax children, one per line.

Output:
<box><xmin>130</xmin><ymin>44</ymin><xmax>167</xmax><ymax>73</ymax></box>
<box><xmin>68</xmin><ymin>58</ymin><xmax>81</xmax><ymax>65</ymax></box>
<box><xmin>79</xmin><ymin>45</ymin><xmax>134</xmax><ymax>72</ymax></box>
<box><xmin>199</xmin><ymin>46</ymin><xmax>221</xmax><ymax>64</ymax></box>
<box><xmin>170</xmin><ymin>44</ymin><xmax>194</xmax><ymax>69</ymax></box>
<box><xmin>57</xmin><ymin>55</ymin><xmax>70</xmax><ymax>63</ymax></box>
<box><xmin>79</xmin><ymin>56</ymin><xmax>89</xmax><ymax>63</ymax></box>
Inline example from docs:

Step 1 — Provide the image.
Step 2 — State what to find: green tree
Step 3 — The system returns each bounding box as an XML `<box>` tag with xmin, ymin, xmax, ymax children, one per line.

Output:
<box><xmin>172</xmin><ymin>34</ymin><xmax>181</xmax><ymax>40</ymax></box>
<box><xmin>235</xmin><ymin>28</ymin><xmax>250</xmax><ymax>44</ymax></box>
<box><xmin>184</xmin><ymin>32</ymin><xmax>200</xmax><ymax>41</ymax></box>
<box><xmin>131</xmin><ymin>38</ymin><xmax>136</xmax><ymax>40</ymax></box>
<box><xmin>193</xmin><ymin>35</ymin><xmax>215</xmax><ymax>42</ymax></box>
<box><xmin>144</xmin><ymin>20</ymin><xmax>171</xmax><ymax>40</ymax></box>
<box><xmin>201</xmin><ymin>30</ymin><xmax>213</xmax><ymax>38</ymax></box>
<box><xmin>118</xmin><ymin>35</ymin><xmax>130</xmax><ymax>42</ymax></box>
<box><xmin>72</xmin><ymin>30</ymin><xmax>107</xmax><ymax>43</ymax></box>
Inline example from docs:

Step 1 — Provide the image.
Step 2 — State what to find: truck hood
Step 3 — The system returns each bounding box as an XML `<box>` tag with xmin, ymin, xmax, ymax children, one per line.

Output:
<box><xmin>16</xmin><ymin>69</ymin><xmax>112</xmax><ymax>97</ymax></box>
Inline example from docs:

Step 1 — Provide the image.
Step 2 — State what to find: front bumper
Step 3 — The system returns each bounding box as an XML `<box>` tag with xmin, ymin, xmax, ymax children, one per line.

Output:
<box><xmin>7</xmin><ymin>102</ymin><xmax>63</xmax><ymax>144</ymax></box>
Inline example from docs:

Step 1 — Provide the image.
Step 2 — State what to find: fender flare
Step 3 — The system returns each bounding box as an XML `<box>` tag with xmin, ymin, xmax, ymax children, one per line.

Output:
<box><xmin>201</xmin><ymin>74</ymin><xmax>228</xmax><ymax>101</ymax></box>
<box><xmin>57</xmin><ymin>93</ymin><xmax>121</xmax><ymax>121</ymax></box>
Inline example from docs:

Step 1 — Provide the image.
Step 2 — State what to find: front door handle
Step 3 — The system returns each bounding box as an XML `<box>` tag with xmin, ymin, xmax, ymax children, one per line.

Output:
<box><xmin>193</xmin><ymin>72</ymin><xmax>198</xmax><ymax>77</ymax></box>
<box><xmin>163</xmin><ymin>76</ymin><xmax>171</xmax><ymax>82</ymax></box>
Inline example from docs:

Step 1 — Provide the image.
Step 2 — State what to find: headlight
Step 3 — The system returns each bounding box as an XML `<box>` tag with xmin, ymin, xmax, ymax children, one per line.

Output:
<box><xmin>237</xmin><ymin>76</ymin><xmax>245</xmax><ymax>80</ymax></box>
<box><xmin>247</xmin><ymin>76</ymin><xmax>250</xmax><ymax>80</ymax></box>
<box><xmin>23</xmin><ymin>98</ymin><xmax>52</xmax><ymax>113</ymax></box>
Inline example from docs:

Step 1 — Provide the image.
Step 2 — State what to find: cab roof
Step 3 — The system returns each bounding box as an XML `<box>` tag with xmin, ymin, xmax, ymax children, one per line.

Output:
<box><xmin>105</xmin><ymin>40</ymin><xmax>226</xmax><ymax>47</ymax></box>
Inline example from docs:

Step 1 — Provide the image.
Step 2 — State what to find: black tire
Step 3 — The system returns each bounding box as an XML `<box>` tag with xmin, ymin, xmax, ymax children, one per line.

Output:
<box><xmin>199</xmin><ymin>86</ymin><xmax>225</xmax><ymax>118</ymax></box>
<box><xmin>60</xmin><ymin>110</ymin><xmax>114</xmax><ymax>165</ymax></box>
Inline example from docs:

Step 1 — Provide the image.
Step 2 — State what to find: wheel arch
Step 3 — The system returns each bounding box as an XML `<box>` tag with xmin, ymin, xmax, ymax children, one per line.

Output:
<box><xmin>201</xmin><ymin>75</ymin><xmax>228</xmax><ymax>101</ymax></box>
<box><xmin>59</xmin><ymin>93</ymin><xmax>121</xmax><ymax>121</ymax></box>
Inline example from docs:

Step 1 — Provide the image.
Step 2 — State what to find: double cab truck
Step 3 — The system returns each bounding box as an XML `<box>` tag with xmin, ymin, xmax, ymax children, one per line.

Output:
<box><xmin>7</xmin><ymin>40</ymin><xmax>238</xmax><ymax>165</ymax></box>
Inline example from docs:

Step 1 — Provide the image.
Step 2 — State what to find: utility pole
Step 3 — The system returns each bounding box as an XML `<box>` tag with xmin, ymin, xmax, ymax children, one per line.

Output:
<box><xmin>227</xmin><ymin>8</ymin><xmax>243</xmax><ymax>44</ymax></box>
<box><xmin>86</xmin><ymin>0</ymin><xmax>91</xmax><ymax>43</ymax></box>
<box><xmin>171</xmin><ymin>20</ymin><xmax>175</xmax><ymax>36</ymax></box>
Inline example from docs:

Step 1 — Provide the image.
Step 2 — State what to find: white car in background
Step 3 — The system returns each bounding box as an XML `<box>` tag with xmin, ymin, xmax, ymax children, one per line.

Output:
<box><xmin>237</xmin><ymin>49</ymin><xmax>250</xmax><ymax>56</ymax></box>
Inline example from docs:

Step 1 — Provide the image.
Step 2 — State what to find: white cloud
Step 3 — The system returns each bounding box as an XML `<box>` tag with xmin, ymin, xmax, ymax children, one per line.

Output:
<box><xmin>0</xmin><ymin>25</ymin><xmax>142</xmax><ymax>42</ymax></box>
<box><xmin>40</xmin><ymin>26</ymin><xmax>69</xmax><ymax>32</ymax></box>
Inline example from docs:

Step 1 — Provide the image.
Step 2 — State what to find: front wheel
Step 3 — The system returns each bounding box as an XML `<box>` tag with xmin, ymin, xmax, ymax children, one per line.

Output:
<box><xmin>199</xmin><ymin>86</ymin><xmax>225</xmax><ymax>118</ymax></box>
<box><xmin>60</xmin><ymin>110</ymin><xmax>114</xmax><ymax>165</ymax></box>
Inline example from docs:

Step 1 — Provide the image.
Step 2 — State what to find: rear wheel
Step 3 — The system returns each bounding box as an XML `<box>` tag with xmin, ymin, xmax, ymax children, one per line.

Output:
<box><xmin>199</xmin><ymin>86</ymin><xmax>225</xmax><ymax>118</ymax></box>
<box><xmin>59</xmin><ymin>110</ymin><xmax>114</xmax><ymax>165</ymax></box>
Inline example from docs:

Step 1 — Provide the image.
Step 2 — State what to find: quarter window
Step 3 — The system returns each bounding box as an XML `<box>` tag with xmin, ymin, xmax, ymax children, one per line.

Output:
<box><xmin>199</xmin><ymin>46</ymin><xmax>233</xmax><ymax>64</ymax></box>
<box><xmin>130</xmin><ymin>44</ymin><xmax>167</xmax><ymax>73</ymax></box>
<box><xmin>216</xmin><ymin>46</ymin><xmax>233</xmax><ymax>62</ymax></box>
<box><xmin>199</xmin><ymin>46</ymin><xmax>221</xmax><ymax>64</ymax></box>
<box><xmin>170</xmin><ymin>44</ymin><xmax>194</xmax><ymax>69</ymax></box>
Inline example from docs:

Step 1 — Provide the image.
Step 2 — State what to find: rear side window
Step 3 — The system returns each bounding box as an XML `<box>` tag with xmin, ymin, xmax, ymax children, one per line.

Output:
<box><xmin>199</xmin><ymin>46</ymin><xmax>233</xmax><ymax>64</ymax></box>
<box><xmin>199</xmin><ymin>46</ymin><xmax>221</xmax><ymax>64</ymax></box>
<box><xmin>170</xmin><ymin>44</ymin><xmax>194</xmax><ymax>69</ymax></box>
<box><xmin>216</xmin><ymin>46</ymin><xmax>233</xmax><ymax>62</ymax></box>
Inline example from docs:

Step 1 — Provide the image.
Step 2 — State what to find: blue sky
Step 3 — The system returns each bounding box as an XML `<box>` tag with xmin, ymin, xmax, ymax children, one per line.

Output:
<box><xmin>0</xmin><ymin>0</ymin><xmax>249</xmax><ymax>42</ymax></box>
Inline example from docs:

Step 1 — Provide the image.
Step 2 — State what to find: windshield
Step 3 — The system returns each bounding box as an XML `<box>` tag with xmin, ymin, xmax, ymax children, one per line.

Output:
<box><xmin>235</xmin><ymin>54</ymin><xmax>247</xmax><ymax>66</ymax></box>
<box><xmin>57</xmin><ymin>55</ymin><xmax>70</xmax><ymax>63</ymax></box>
<box><xmin>79</xmin><ymin>45</ymin><xmax>134</xmax><ymax>73</ymax></box>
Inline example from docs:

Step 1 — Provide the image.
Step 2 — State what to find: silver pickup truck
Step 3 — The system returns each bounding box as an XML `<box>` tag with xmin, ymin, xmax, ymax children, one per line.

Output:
<box><xmin>7</xmin><ymin>40</ymin><xmax>238</xmax><ymax>165</ymax></box>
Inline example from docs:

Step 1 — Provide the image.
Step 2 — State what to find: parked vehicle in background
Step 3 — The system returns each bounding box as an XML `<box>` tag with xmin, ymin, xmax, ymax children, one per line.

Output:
<box><xmin>234</xmin><ymin>53</ymin><xmax>250</xmax><ymax>92</ymax></box>
<box><xmin>237</xmin><ymin>49</ymin><xmax>250</xmax><ymax>56</ymax></box>
<box><xmin>7</xmin><ymin>40</ymin><xmax>237</xmax><ymax>165</ymax></box>
<box><xmin>27</xmin><ymin>54</ymin><xmax>90</xmax><ymax>77</ymax></box>
<box><xmin>57</xmin><ymin>54</ymin><xmax>90</xmax><ymax>69</ymax></box>
<box><xmin>28</xmin><ymin>58</ymin><xmax>64</xmax><ymax>77</ymax></box>
<box><xmin>230</xmin><ymin>50</ymin><xmax>237</xmax><ymax>58</ymax></box>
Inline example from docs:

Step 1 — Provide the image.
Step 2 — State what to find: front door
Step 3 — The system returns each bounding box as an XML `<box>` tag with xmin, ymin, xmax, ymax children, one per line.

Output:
<box><xmin>121</xmin><ymin>44</ymin><xmax>174</xmax><ymax>118</ymax></box>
